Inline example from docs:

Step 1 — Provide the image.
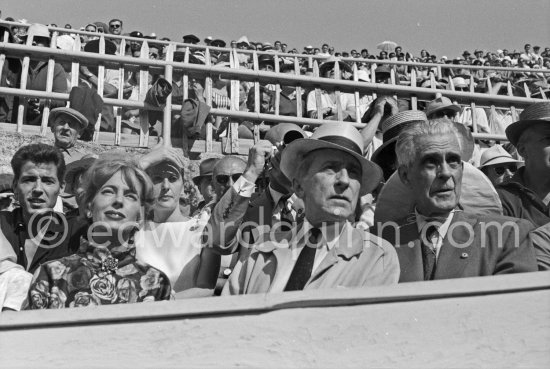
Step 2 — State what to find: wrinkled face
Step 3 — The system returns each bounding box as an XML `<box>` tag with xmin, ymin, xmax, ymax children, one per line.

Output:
<box><xmin>294</xmin><ymin>149</ymin><xmax>361</xmax><ymax>225</ymax></box>
<box><xmin>400</xmin><ymin>133</ymin><xmax>463</xmax><ymax>217</ymax></box>
<box><xmin>51</xmin><ymin>114</ymin><xmax>82</xmax><ymax>149</ymax></box>
<box><xmin>147</xmin><ymin>161</ymin><xmax>184</xmax><ymax>214</ymax></box>
<box><xmin>519</xmin><ymin>125</ymin><xmax>550</xmax><ymax>176</ymax></box>
<box><xmin>108</xmin><ymin>21</ymin><xmax>122</xmax><ymax>35</ymax></box>
<box><xmin>212</xmin><ymin>157</ymin><xmax>246</xmax><ymax>199</ymax></box>
<box><xmin>89</xmin><ymin>171</ymin><xmax>143</xmax><ymax>234</ymax></box>
<box><xmin>15</xmin><ymin>161</ymin><xmax>61</xmax><ymax>221</ymax></box>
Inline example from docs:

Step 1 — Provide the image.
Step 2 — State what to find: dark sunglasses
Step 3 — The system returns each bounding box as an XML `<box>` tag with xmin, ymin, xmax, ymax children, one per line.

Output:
<box><xmin>494</xmin><ymin>165</ymin><xmax>517</xmax><ymax>176</ymax></box>
<box><xmin>434</xmin><ymin>110</ymin><xmax>457</xmax><ymax>118</ymax></box>
<box><xmin>215</xmin><ymin>173</ymin><xmax>242</xmax><ymax>185</ymax></box>
<box><xmin>109</xmin><ymin>24</ymin><xmax>121</xmax><ymax>29</ymax></box>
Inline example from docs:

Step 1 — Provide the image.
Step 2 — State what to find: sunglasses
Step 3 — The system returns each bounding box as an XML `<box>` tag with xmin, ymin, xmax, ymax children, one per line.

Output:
<box><xmin>109</xmin><ymin>24</ymin><xmax>121</xmax><ymax>29</ymax></box>
<box><xmin>215</xmin><ymin>173</ymin><xmax>242</xmax><ymax>185</ymax></box>
<box><xmin>433</xmin><ymin>110</ymin><xmax>457</xmax><ymax>119</ymax></box>
<box><xmin>494</xmin><ymin>165</ymin><xmax>517</xmax><ymax>176</ymax></box>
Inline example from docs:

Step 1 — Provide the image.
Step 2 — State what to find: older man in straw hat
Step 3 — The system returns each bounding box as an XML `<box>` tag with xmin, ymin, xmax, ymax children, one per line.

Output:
<box><xmin>497</xmin><ymin>101</ymin><xmax>550</xmax><ymax>228</ymax></box>
<box><xmin>380</xmin><ymin>119</ymin><xmax>537</xmax><ymax>282</ymax></box>
<box><xmin>479</xmin><ymin>145</ymin><xmax>523</xmax><ymax>186</ymax></box>
<box><xmin>221</xmin><ymin>123</ymin><xmax>399</xmax><ymax>295</ymax></box>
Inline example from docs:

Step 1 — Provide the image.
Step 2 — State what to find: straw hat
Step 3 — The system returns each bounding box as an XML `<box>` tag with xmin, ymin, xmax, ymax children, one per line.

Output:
<box><xmin>280</xmin><ymin>123</ymin><xmax>383</xmax><ymax>195</ymax></box>
<box><xmin>505</xmin><ymin>102</ymin><xmax>550</xmax><ymax>146</ymax></box>
<box><xmin>264</xmin><ymin>123</ymin><xmax>306</xmax><ymax>146</ymax></box>
<box><xmin>371</xmin><ymin>110</ymin><xmax>428</xmax><ymax>175</ymax></box>
<box><xmin>452</xmin><ymin>77</ymin><xmax>469</xmax><ymax>88</ymax></box>
<box><xmin>479</xmin><ymin>145</ymin><xmax>523</xmax><ymax>169</ymax></box>
<box><xmin>236</xmin><ymin>36</ymin><xmax>250</xmax><ymax>46</ymax></box>
<box><xmin>425</xmin><ymin>96</ymin><xmax>461</xmax><ymax>118</ymax></box>
<box><xmin>22</xmin><ymin>23</ymin><xmax>50</xmax><ymax>40</ymax></box>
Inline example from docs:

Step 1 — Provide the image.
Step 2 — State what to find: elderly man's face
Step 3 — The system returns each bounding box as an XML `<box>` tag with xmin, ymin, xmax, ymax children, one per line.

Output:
<box><xmin>212</xmin><ymin>157</ymin><xmax>246</xmax><ymax>199</ymax></box>
<box><xmin>51</xmin><ymin>114</ymin><xmax>82</xmax><ymax>149</ymax></box>
<box><xmin>15</xmin><ymin>161</ymin><xmax>62</xmax><ymax>221</ymax></box>
<box><xmin>399</xmin><ymin>133</ymin><xmax>463</xmax><ymax>217</ymax></box>
<box><xmin>294</xmin><ymin>149</ymin><xmax>361</xmax><ymax>225</ymax></box>
<box><xmin>518</xmin><ymin>124</ymin><xmax>550</xmax><ymax>175</ymax></box>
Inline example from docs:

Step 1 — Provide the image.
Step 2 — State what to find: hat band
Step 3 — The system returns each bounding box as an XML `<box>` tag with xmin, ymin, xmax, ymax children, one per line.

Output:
<box><xmin>318</xmin><ymin>136</ymin><xmax>362</xmax><ymax>156</ymax></box>
<box><xmin>382</xmin><ymin>120</ymin><xmax>423</xmax><ymax>143</ymax></box>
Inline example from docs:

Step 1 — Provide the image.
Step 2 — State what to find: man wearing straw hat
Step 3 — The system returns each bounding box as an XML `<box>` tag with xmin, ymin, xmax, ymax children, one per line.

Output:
<box><xmin>478</xmin><ymin>145</ymin><xmax>523</xmax><ymax>186</ymax></box>
<box><xmin>221</xmin><ymin>123</ymin><xmax>399</xmax><ymax>295</ymax></box>
<box><xmin>497</xmin><ymin>101</ymin><xmax>550</xmax><ymax>228</ymax></box>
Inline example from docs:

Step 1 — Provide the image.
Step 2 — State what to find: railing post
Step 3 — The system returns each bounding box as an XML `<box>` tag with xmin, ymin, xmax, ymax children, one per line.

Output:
<box><xmin>138</xmin><ymin>41</ymin><xmax>150</xmax><ymax>147</ymax></box>
<box><xmin>39</xmin><ymin>31</ymin><xmax>58</xmax><ymax>135</ymax></box>
<box><xmin>163</xmin><ymin>43</ymin><xmax>174</xmax><ymax>147</ymax></box>
<box><xmin>114</xmin><ymin>38</ymin><xmax>126</xmax><ymax>146</ymax></box>
<box><xmin>204</xmin><ymin>47</ymin><xmax>213</xmax><ymax>153</ymax></box>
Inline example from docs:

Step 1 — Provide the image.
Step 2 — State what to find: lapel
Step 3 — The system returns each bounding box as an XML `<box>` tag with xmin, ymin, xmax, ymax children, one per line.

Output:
<box><xmin>309</xmin><ymin>223</ymin><xmax>363</xmax><ymax>282</ymax></box>
<box><xmin>434</xmin><ymin>211</ymin><xmax>478</xmax><ymax>279</ymax></box>
<box><xmin>248</xmin><ymin>190</ymin><xmax>274</xmax><ymax>226</ymax></box>
<box><xmin>395</xmin><ymin>220</ymin><xmax>424</xmax><ymax>282</ymax></box>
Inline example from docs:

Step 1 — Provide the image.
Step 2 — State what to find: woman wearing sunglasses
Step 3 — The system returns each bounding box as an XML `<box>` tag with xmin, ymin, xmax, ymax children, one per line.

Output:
<box><xmin>479</xmin><ymin>145</ymin><xmax>523</xmax><ymax>186</ymax></box>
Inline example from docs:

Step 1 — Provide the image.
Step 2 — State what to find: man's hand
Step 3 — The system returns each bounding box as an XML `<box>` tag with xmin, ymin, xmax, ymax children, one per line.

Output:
<box><xmin>242</xmin><ymin>140</ymin><xmax>273</xmax><ymax>183</ymax></box>
<box><xmin>80</xmin><ymin>65</ymin><xmax>93</xmax><ymax>78</ymax></box>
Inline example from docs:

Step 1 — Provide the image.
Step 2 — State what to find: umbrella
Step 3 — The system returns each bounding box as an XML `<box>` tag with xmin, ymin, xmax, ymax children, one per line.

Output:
<box><xmin>377</xmin><ymin>41</ymin><xmax>398</xmax><ymax>53</ymax></box>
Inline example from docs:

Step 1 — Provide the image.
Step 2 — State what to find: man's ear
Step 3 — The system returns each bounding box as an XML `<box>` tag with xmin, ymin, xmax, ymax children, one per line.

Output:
<box><xmin>516</xmin><ymin>142</ymin><xmax>527</xmax><ymax>160</ymax></box>
<box><xmin>292</xmin><ymin>178</ymin><xmax>304</xmax><ymax>199</ymax></box>
<box><xmin>398</xmin><ymin>165</ymin><xmax>412</xmax><ymax>189</ymax></box>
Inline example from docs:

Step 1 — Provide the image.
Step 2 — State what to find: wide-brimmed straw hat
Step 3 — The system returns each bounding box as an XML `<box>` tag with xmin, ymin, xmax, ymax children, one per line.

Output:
<box><xmin>479</xmin><ymin>145</ymin><xmax>523</xmax><ymax>168</ymax></box>
<box><xmin>425</xmin><ymin>96</ymin><xmax>461</xmax><ymax>118</ymax></box>
<box><xmin>371</xmin><ymin>110</ymin><xmax>428</xmax><ymax>171</ymax></box>
<box><xmin>319</xmin><ymin>56</ymin><xmax>352</xmax><ymax>76</ymax></box>
<box><xmin>505</xmin><ymin>101</ymin><xmax>550</xmax><ymax>146</ymax></box>
<box><xmin>192</xmin><ymin>158</ymin><xmax>219</xmax><ymax>186</ymax></box>
<box><xmin>21</xmin><ymin>23</ymin><xmax>50</xmax><ymax>41</ymax></box>
<box><xmin>280</xmin><ymin>123</ymin><xmax>383</xmax><ymax>195</ymax></box>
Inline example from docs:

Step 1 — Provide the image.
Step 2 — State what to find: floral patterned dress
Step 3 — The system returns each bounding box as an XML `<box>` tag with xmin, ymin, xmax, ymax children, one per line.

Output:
<box><xmin>27</xmin><ymin>238</ymin><xmax>172</xmax><ymax>309</ymax></box>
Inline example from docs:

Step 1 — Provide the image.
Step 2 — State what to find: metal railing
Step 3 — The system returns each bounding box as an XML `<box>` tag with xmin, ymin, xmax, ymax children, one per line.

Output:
<box><xmin>1</xmin><ymin>21</ymin><xmax>549</xmax><ymax>154</ymax></box>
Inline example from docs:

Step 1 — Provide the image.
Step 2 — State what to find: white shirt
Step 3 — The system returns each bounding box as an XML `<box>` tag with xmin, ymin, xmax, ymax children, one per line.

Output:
<box><xmin>542</xmin><ymin>192</ymin><xmax>550</xmax><ymax>207</ymax></box>
<box><xmin>415</xmin><ymin>209</ymin><xmax>455</xmax><ymax>260</ymax></box>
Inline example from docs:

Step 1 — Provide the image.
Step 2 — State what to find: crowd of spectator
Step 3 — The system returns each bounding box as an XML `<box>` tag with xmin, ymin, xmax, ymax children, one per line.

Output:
<box><xmin>0</xmin><ymin>15</ymin><xmax>549</xmax><ymax>316</ymax></box>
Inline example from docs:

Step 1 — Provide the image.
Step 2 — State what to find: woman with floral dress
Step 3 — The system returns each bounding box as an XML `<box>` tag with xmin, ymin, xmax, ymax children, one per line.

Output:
<box><xmin>27</xmin><ymin>156</ymin><xmax>171</xmax><ymax>309</ymax></box>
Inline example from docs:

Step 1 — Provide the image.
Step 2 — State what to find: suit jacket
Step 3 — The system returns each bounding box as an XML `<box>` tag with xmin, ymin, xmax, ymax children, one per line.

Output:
<box><xmin>223</xmin><ymin>222</ymin><xmax>400</xmax><ymax>295</ymax></box>
<box><xmin>379</xmin><ymin>211</ymin><xmax>538</xmax><ymax>282</ymax></box>
<box><xmin>0</xmin><ymin>208</ymin><xmax>86</xmax><ymax>274</ymax></box>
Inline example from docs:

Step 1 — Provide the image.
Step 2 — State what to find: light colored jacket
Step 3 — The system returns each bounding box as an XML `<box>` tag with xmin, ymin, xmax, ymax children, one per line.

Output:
<box><xmin>223</xmin><ymin>222</ymin><xmax>399</xmax><ymax>295</ymax></box>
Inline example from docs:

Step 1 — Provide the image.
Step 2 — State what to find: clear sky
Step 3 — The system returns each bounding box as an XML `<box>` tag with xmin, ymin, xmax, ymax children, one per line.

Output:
<box><xmin>2</xmin><ymin>0</ymin><xmax>549</xmax><ymax>58</ymax></box>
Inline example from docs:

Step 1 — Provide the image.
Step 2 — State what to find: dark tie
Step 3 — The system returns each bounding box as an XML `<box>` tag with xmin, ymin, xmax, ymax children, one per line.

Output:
<box><xmin>284</xmin><ymin>228</ymin><xmax>321</xmax><ymax>291</ymax></box>
<box><xmin>421</xmin><ymin>225</ymin><xmax>438</xmax><ymax>281</ymax></box>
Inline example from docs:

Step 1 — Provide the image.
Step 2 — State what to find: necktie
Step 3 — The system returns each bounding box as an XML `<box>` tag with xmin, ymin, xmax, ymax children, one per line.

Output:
<box><xmin>284</xmin><ymin>228</ymin><xmax>321</xmax><ymax>291</ymax></box>
<box><xmin>421</xmin><ymin>225</ymin><xmax>438</xmax><ymax>281</ymax></box>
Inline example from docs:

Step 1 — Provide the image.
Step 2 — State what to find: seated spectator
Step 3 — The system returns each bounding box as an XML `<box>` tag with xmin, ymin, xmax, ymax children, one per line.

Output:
<box><xmin>27</xmin><ymin>156</ymin><xmax>172</xmax><ymax>309</ymax></box>
<box><xmin>380</xmin><ymin>119</ymin><xmax>537</xmax><ymax>282</ymax></box>
<box><xmin>23</xmin><ymin>24</ymin><xmax>68</xmax><ymax>125</ymax></box>
<box><xmin>222</xmin><ymin>123</ymin><xmax>399</xmax><ymax>294</ymax></box>
<box><xmin>0</xmin><ymin>144</ymin><xmax>86</xmax><ymax>274</ymax></box>
<box><xmin>136</xmin><ymin>145</ymin><xmax>219</xmax><ymax>296</ymax></box>
<box><xmin>479</xmin><ymin>145</ymin><xmax>523</xmax><ymax>186</ymax></box>
<box><xmin>192</xmin><ymin>158</ymin><xmax>220</xmax><ymax>212</ymax></box>
<box><xmin>498</xmin><ymin>102</ymin><xmax>550</xmax><ymax>227</ymax></box>
<box><xmin>307</xmin><ymin>57</ymin><xmax>356</xmax><ymax>120</ymax></box>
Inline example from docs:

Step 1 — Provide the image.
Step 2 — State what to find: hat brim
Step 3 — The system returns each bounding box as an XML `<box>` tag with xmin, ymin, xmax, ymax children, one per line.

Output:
<box><xmin>505</xmin><ymin>120</ymin><xmax>548</xmax><ymax>146</ymax></box>
<box><xmin>49</xmin><ymin>108</ymin><xmax>88</xmax><ymax>129</ymax></box>
<box><xmin>370</xmin><ymin>137</ymin><xmax>397</xmax><ymax>166</ymax></box>
<box><xmin>480</xmin><ymin>156</ymin><xmax>523</xmax><ymax>168</ymax></box>
<box><xmin>192</xmin><ymin>174</ymin><xmax>212</xmax><ymax>187</ymax></box>
<box><xmin>319</xmin><ymin>61</ymin><xmax>352</xmax><ymax>76</ymax></box>
<box><xmin>281</xmin><ymin>138</ymin><xmax>383</xmax><ymax>196</ymax></box>
<box><xmin>426</xmin><ymin>103</ymin><xmax>461</xmax><ymax>118</ymax></box>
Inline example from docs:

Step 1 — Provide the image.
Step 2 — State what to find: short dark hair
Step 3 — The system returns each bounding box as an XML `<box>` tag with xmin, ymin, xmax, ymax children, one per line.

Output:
<box><xmin>109</xmin><ymin>18</ymin><xmax>123</xmax><ymax>26</ymax></box>
<box><xmin>11</xmin><ymin>143</ymin><xmax>66</xmax><ymax>183</ymax></box>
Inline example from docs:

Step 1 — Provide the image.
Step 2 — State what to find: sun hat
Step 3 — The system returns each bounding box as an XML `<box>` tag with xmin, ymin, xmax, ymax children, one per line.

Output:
<box><xmin>505</xmin><ymin>102</ymin><xmax>550</xmax><ymax>146</ymax></box>
<box><xmin>182</xmin><ymin>34</ymin><xmax>199</xmax><ymax>43</ymax></box>
<box><xmin>192</xmin><ymin>158</ymin><xmax>219</xmax><ymax>186</ymax></box>
<box><xmin>210</xmin><ymin>39</ymin><xmax>226</xmax><ymax>48</ymax></box>
<box><xmin>236</xmin><ymin>36</ymin><xmax>250</xmax><ymax>46</ymax></box>
<box><xmin>280</xmin><ymin>123</ymin><xmax>383</xmax><ymax>195</ymax></box>
<box><xmin>264</xmin><ymin>123</ymin><xmax>306</xmax><ymax>146</ymax></box>
<box><xmin>452</xmin><ymin>77</ymin><xmax>469</xmax><ymax>88</ymax></box>
<box><xmin>371</xmin><ymin>110</ymin><xmax>428</xmax><ymax>175</ymax></box>
<box><xmin>56</xmin><ymin>34</ymin><xmax>75</xmax><ymax>50</ymax></box>
<box><xmin>479</xmin><ymin>145</ymin><xmax>523</xmax><ymax>168</ymax></box>
<box><xmin>425</xmin><ymin>96</ymin><xmax>461</xmax><ymax>118</ymax></box>
<box><xmin>22</xmin><ymin>23</ymin><xmax>50</xmax><ymax>40</ymax></box>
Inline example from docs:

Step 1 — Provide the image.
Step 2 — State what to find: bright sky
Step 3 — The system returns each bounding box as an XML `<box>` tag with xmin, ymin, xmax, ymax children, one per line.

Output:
<box><xmin>2</xmin><ymin>0</ymin><xmax>549</xmax><ymax>58</ymax></box>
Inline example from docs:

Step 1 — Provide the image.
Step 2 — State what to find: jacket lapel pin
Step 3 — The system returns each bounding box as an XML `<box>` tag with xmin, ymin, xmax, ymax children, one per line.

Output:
<box><xmin>460</xmin><ymin>252</ymin><xmax>469</xmax><ymax>259</ymax></box>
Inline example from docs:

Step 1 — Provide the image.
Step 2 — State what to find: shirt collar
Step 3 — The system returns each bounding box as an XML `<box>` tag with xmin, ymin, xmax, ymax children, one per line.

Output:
<box><xmin>302</xmin><ymin>218</ymin><xmax>347</xmax><ymax>252</ymax></box>
<box><xmin>415</xmin><ymin>208</ymin><xmax>456</xmax><ymax>239</ymax></box>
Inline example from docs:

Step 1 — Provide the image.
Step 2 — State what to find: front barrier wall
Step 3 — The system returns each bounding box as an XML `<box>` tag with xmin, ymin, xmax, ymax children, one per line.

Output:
<box><xmin>1</xmin><ymin>21</ymin><xmax>549</xmax><ymax>154</ymax></box>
